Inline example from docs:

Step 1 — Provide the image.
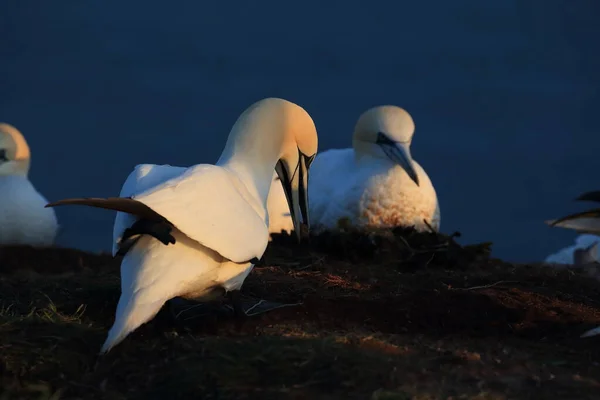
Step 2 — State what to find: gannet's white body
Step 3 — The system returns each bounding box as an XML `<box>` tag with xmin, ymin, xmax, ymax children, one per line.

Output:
<box><xmin>47</xmin><ymin>98</ymin><xmax>318</xmax><ymax>353</ymax></box>
<box><xmin>267</xmin><ymin>106</ymin><xmax>439</xmax><ymax>236</ymax></box>
<box><xmin>544</xmin><ymin>234</ymin><xmax>600</xmax><ymax>265</ymax></box>
<box><xmin>0</xmin><ymin>123</ymin><xmax>58</xmax><ymax>246</ymax></box>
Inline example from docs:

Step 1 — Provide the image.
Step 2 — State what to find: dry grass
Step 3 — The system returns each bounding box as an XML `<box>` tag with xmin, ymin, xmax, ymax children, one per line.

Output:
<box><xmin>1</xmin><ymin>228</ymin><xmax>599</xmax><ymax>399</ymax></box>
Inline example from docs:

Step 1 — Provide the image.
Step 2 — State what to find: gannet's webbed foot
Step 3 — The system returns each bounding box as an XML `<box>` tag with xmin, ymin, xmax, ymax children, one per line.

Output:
<box><xmin>117</xmin><ymin>219</ymin><xmax>176</xmax><ymax>255</ymax></box>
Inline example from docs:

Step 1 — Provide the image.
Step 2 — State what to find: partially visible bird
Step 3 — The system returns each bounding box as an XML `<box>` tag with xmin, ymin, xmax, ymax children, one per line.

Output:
<box><xmin>547</xmin><ymin>189</ymin><xmax>600</xmax><ymax>338</ymax></box>
<box><xmin>267</xmin><ymin>105</ymin><xmax>439</xmax><ymax>237</ymax></box>
<box><xmin>0</xmin><ymin>123</ymin><xmax>58</xmax><ymax>246</ymax></box>
<box><xmin>544</xmin><ymin>234</ymin><xmax>599</xmax><ymax>266</ymax></box>
<box><xmin>47</xmin><ymin>98</ymin><xmax>318</xmax><ymax>353</ymax></box>
<box><xmin>547</xmin><ymin>190</ymin><xmax>600</xmax><ymax>235</ymax></box>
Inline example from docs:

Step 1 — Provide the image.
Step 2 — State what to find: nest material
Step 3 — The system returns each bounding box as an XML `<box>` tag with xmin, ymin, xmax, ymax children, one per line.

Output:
<box><xmin>1</xmin><ymin>234</ymin><xmax>600</xmax><ymax>399</ymax></box>
<box><xmin>270</xmin><ymin>224</ymin><xmax>493</xmax><ymax>271</ymax></box>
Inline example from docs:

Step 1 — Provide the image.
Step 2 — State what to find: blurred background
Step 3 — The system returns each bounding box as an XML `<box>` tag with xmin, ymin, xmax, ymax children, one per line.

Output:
<box><xmin>1</xmin><ymin>0</ymin><xmax>598</xmax><ymax>262</ymax></box>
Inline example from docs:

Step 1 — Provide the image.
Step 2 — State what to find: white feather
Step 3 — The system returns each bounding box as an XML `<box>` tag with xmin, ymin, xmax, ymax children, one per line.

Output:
<box><xmin>131</xmin><ymin>164</ymin><xmax>268</xmax><ymax>263</ymax></box>
<box><xmin>544</xmin><ymin>234</ymin><xmax>600</xmax><ymax>265</ymax></box>
<box><xmin>112</xmin><ymin>163</ymin><xmax>186</xmax><ymax>256</ymax></box>
<box><xmin>268</xmin><ymin>148</ymin><xmax>439</xmax><ymax>234</ymax></box>
<box><xmin>101</xmin><ymin>229</ymin><xmax>253</xmax><ymax>353</ymax></box>
<box><xmin>0</xmin><ymin>176</ymin><xmax>58</xmax><ymax>246</ymax></box>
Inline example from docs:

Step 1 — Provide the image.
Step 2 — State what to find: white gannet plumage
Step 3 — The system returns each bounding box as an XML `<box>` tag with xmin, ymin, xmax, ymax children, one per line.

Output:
<box><xmin>0</xmin><ymin>123</ymin><xmax>58</xmax><ymax>246</ymax></box>
<box><xmin>544</xmin><ymin>234</ymin><xmax>600</xmax><ymax>266</ymax></box>
<box><xmin>47</xmin><ymin>98</ymin><xmax>318</xmax><ymax>353</ymax></box>
<box><xmin>267</xmin><ymin>105</ymin><xmax>439</xmax><ymax>236</ymax></box>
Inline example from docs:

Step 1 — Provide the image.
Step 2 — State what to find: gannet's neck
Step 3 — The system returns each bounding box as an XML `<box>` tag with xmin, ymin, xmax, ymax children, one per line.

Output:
<box><xmin>216</xmin><ymin>128</ymin><xmax>285</xmax><ymax>208</ymax></box>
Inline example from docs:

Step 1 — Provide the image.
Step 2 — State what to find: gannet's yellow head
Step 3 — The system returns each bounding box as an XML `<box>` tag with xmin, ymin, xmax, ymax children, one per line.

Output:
<box><xmin>221</xmin><ymin>98</ymin><xmax>318</xmax><ymax>239</ymax></box>
<box><xmin>352</xmin><ymin>105</ymin><xmax>419</xmax><ymax>186</ymax></box>
<box><xmin>0</xmin><ymin>123</ymin><xmax>31</xmax><ymax>177</ymax></box>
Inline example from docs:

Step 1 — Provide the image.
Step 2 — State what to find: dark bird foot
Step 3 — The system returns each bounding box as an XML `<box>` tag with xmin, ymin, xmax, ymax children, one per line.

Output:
<box><xmin>117</xmin><ymin>219</ymin><xmax>176</xmax><ymax>255</ymax></box>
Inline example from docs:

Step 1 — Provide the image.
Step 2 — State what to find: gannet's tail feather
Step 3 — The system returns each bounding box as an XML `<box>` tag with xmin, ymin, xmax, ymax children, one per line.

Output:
<box><xmin>46</xmin><ymin>197</ymin><xmax>169</xmax><ymax>223</ymax></box>
<box><xmin>100</xmin><ymin>294</ymin><xmax>166</xmax><ymax>354</ymax></box>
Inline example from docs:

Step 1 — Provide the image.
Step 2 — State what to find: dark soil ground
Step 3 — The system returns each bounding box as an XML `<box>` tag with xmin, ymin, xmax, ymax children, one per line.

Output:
<box><xmin>1</xmin><ymin>227</ymin><xmax>600</xmax><ymax>400</ymax></box>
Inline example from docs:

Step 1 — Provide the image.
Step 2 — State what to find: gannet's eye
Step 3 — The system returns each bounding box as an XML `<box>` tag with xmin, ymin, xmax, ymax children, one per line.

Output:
<box><xmin>0</xmin><ymin>149</ymin><xmax>7</xmax><ymax>162</ymax></box>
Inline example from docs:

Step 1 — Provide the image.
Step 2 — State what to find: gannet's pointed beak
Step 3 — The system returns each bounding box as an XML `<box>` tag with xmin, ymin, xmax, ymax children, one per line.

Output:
<box><xmin>376</xmin><ymin>132</ymin><xmax>419</xmax><ymax>186</ymax></box>
<box><xmin>275</xmin><ymin>151</ymin><xmax>314</xmax><ymax>241</ymax></box>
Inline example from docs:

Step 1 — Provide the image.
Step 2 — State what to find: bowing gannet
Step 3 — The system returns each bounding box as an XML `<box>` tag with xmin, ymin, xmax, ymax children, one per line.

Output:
<box><xmin>47</xmin><ymin>98</ymin><xmax>318</xmax><ymax>353</ymax></box>
<box><xmin>547</xmin><ymin>189</ymin><xmax>600</xmax><ymax>338</ymax></box>
<box><xmin>0</xmin><ymin>123</ymin><xmax>58</xmax><ymax>246</ymax></box>
<box><xmin>267</xmin><ymin>105</ymin><xmax>439</xmax><ymax>236</ymax></box>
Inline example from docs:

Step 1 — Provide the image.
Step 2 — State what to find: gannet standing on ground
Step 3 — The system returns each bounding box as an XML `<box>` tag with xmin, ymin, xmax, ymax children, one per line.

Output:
<box><xmin>267</xmin><ymin>105</ymin><xmax>439</xmax><ymax>237</ymax></box>
<box><xmin>47</xmin><ymin>98</ymin><xmax>318</xmax><ymax>353</ymax></box>
<box><xmin>547</xmin><ymin>190</ymin><xmax>600</xmax><ymax>338</ymax></box>
<box><xmin>0</xmin><ymin>123</ymin><xmax>58</xmax><ymax>246</ymax></box>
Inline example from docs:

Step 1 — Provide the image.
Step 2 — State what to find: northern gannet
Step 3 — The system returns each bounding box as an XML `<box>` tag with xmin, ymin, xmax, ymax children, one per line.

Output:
<box><xmin>0</xmin><ymin>123</ymin><xmax>58</xmax><ymax>246</ymax></box>
<box><xmin>47</xmin><ymin>98</ymin><xmax>318</xmax><ymax>352</ymax></box>
<box><xmin>267</xmin><ymin>105</ymin><xmax>439</xmax><ymax>236</ymax></box>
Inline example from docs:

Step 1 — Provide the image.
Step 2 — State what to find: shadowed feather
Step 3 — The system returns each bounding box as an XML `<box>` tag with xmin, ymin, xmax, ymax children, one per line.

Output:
<box><xmin>45</xmin><ymin>197</ymin><xmax>172</xmax><ymax>224</ymax></box>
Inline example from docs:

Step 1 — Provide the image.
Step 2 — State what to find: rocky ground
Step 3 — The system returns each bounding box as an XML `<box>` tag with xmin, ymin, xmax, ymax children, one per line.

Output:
<box><xmin>1</xmin><ymin>228</ymin><xmax>599</xmax><ymax>399</ymax></box>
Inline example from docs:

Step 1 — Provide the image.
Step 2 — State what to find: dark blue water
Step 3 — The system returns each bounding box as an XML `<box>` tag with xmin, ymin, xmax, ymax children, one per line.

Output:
<box><xmin>1</xmin><ymin>1</ymin><xmax>599</xmax><ymax>261</ymax></box>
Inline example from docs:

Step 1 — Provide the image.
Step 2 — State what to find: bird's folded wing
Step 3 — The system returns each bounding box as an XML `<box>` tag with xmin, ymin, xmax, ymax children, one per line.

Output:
<box><xmin>133</xmin><ymin>164</ymin><xmax>269</xmax><ymax>263</ymax></box>
<box><xmin>112</xmin><ymin>164</ymin><xmax>187</xmax><ymax>255</ymax></box>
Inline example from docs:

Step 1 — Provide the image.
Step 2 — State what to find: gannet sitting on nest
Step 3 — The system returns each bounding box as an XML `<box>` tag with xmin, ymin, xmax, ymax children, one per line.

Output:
<box><xmin>0</xmin><ymin>123</ymin><xmax>58</xmax><ymax>246</ymax></box>
<box><xmin>547</xmin><ymin>190</ymin><xmax>600</xmax><ymax>338</ymax></box>
<box><xmin>47</xmin><ymin>98</ymin><xmax>318</xmax><ymax>353</ymax></box>
<box><xmin>267</xmin><ymin>105</ymin><xmax>439</xmax><ymax>237</ymax></box>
